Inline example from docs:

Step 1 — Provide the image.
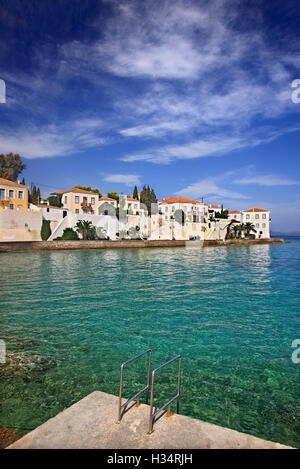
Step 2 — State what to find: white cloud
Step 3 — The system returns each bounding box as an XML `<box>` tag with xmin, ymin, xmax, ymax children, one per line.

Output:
<box><xmin>233</xmin><ymin>174</ymin><xmax>298</xmax><ymax>186</ymax></box>
<box><xmin>103</xmin><ymin>173</ymin><xmax>141</xmax><ymax>186</ymax></box>
<box><xmin>121</xmin><ymin>125</ymin><xmax>300</xmax><ymax>164</ymax></box>
<box><xmin>174</xmin><ymin>176</ymin><xmax>249</xmax><ymax>201</ymax></box>
<box><xmin>0</xmin><ymin>118</ymin><xmax>106</xmax><ymax>159</ymax></box>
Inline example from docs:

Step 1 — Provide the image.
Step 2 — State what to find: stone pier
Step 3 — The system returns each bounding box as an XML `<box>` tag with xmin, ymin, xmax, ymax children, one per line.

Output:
<box><xmin>8</xmin><ymin>391</ymin><xmax>291</xmax><ymax>449</ymax></box>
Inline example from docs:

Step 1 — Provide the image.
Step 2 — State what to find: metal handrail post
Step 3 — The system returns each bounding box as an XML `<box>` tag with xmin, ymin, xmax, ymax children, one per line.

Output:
<box><xmin>117</xmin><ymin>349</ymin><xmax>151</xmax><ymax>423</ymax></box>
<box><xmin>148</xmin><ymin>354</ymin><xmax>181</xmax><ymax>434</ymax></box>
<box><xmin>177</xmin><ymin>356</ymin><xmax>181</xmax><ymax>414</ymax></box>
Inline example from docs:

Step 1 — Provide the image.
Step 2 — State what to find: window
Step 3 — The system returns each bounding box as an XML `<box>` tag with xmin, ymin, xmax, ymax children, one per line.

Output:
<box><xmin>165</xmin><ymin>206</ymin><xmax>168</xmax><ymax>212</ymax></box>
<box><xmin>9</xmin><ymin>190</ymin><xmax>14</xmax><ymax>199</ymax></box>
<box><xmin>75</xmin><ymin>209</ymin><xmax>79</xmax><ymax>214</ymax></box>
<box><xmin>0</xmin><ymin>189</ymin><xmax>5</xmax><ymax>200</ymax></box>
<box><xmin>128</xmin><ymin>203</ymin><xmax>131</xmax><ymax>208</ymax></box>
<box><xmin>18</xmin><ymin>191</ymin><xmax>23</xmax><ymax>200</ymax></box>
<box><xmin>134</xmin><ymin>204</ymin><xmax>138</xmax><ymax>209</ymax></box>
<box><xmin>91</xmin><ymin>197</ymin><xmax>95</xmax><ymax>205</ymax></box>
<box><xmin>9</xmin><ymin>203</ymin><xmax>14</xmax><ymax>210</ymax></box>
<box><xmin>64</xmin><ymin>196</ymin><xmax>68</xmax><ymax>204</ymax></box>
<box><xmin>75</xmin><ymin>196</ymin><xmax>79</xmax><ymax>204</ymax></box>
<box><xmin>255</xmin><ymin>214</ymin><xmax>259</xmax><ymax>219</ymax></box>
<box><xmin>262</xmin><ymin>213</ymin><xmax>266</xmax><ymax>219</ymax></box>
<box><xmin>256</xmin><ymin>223</ymin><xmax>259</xmax><ymax>228</ymax></box>
<box><xmin>262</xmin><ymin>223</ymin><xmax>266</xmax><ymax>228</ymax></box>
<box><xmin>47</xmin><ymin>208</ymin><xmax>50</xmax><ymax>213</ymax></box>
<box><xmin>83</xmin><ymin>196</ymin><xmax>87</xmax><ymax>203</ymax></box>
<box><xmin>246</xmin><ymin>214</ymin><xmax>250</xmax><ymax>219</ymax></box>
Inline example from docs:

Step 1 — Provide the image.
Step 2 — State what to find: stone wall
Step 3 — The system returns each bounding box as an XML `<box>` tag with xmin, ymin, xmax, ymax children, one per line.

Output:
<box><xmin>0</xmin><ymin>238</ymin><xmax>284</xmax><ymax>253</ymax></box>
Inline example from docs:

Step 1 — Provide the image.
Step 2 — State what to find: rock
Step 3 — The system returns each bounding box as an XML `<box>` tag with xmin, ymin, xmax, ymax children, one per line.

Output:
<box><xmin>0</xmin><ymin>352</ymin><xmax>56</xmax><ymax>381</ymax></box>
<box><xmin>0</xmin><ymin>428</ymin><xmax>24</xmax><ymax>449</ymax></box>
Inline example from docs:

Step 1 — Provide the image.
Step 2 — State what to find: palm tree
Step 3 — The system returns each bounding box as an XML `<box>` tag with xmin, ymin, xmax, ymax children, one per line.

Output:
<box><xmin>244</xmin><ymin>222</ymin><xmax>257</xmax><ymax>238</ymax></box>
<box><xmin>239</xmin><ymin>223</ymin><xmax>247</xmax><ymax>238</ymax></box>
<box><xmin>233</xmin><ymin>224</ymin><xmax>240</xmax><ymax>239</ymax></box>
<box><xmin>226</xmin><ymin>219</ymin><xmax>239</xmax><ymax>239</ymax></box>
<box><xmin>75</xmin><ymin>220</ymin><xmax>94</xmax><ymax>240</ymax></box>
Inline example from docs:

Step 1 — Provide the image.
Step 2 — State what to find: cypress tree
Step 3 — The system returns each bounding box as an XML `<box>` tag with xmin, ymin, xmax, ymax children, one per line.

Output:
<box><xmin>133</xmin><ymin>185</ymin><xmax>139</xmax><ymax>199</ymax></box>
<box><xmin>41</xmin><ymin>219</ymin><xmax>51</xmax><ymax>240</ymax></box>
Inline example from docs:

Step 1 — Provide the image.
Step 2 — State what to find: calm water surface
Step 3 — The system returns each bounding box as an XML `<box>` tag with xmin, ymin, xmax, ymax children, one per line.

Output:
<box><xmin>0</xmin><ymin>239</ymin><xmax>299</xmax><ymax>446</ymax></box>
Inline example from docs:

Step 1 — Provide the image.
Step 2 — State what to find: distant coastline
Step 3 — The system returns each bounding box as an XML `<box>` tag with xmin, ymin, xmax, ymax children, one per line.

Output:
<box><xmin>272</xmin><ymin>233</ymin><xmax>300</xmax><ymax>238</ymax></box>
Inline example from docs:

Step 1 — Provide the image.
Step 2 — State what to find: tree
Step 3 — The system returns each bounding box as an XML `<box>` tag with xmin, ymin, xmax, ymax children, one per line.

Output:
<box><xmin>29</xmin><ymin>184</ymin><xmax>41</xmax><ymax>205</ymax></box>
<box><xmin>133</xmin><ymin>185</ymin><xmax>139</xmax><ymax>199</ymax></box>
<box><xmin>75</xmin><ymin>220</ymin><xmax>95</xmax><ymax>240</ymax></box>
<box><xmin>244</xmin><ymin>222</ymin><xmax>257</xmax><ymax>238</ymax></box>
<box><xmin>226</xmin><ymin>219</ymin><xmax>239</xmax><ymax>239</ymax></box>
<box><xmin>41</xmin><ymin>220</ymin><xmax>51</xmax><ymax>240</ymax></box>
<box><xmin>75</xmin><ymin>185</ymin><xmax>102</xmax><ymax>197</ymax></box>
<box><xmin>233</xmin><ymin>224</ymin><xmax>240</xmax><ymax>239</ymax></box>
<box><xmin>215</xmin><ymin>210</ymin><xmax>229</xmax><ymax>219</ymax></box>
<box><xmin>107</xmin><ymin>192</ymin><xmax>119</xmax><ymax>202</ymax></box>
<box><xmin>61</xmin><ymin>228</ymin><xmax>79</xmax><ymax>240</ymax></box>
<box><xmin>0</xmin><ymin>153</ymin><xmax>26</xmax><ymax>181</ymax></box>
<box><xmin>47</xmin><ymin>195</ymin><xmax>62</xmax><ymax>207</ymax></box>
<box><xmin>140</xmin><ymin>185</ymin><xmax>157</xmax><ymax>215</ymax></box>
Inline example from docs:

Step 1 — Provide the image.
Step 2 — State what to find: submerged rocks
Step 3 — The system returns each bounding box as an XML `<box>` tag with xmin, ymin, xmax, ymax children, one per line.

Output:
<box><xmin>1</xmin><ymin>352</ymin><xmax>56</xmax><ymax>381</ymax></box>
<box><xmin>0</xmin><ymin>427</ymin><xmax>24</xmax><ymax>449</ymax></box>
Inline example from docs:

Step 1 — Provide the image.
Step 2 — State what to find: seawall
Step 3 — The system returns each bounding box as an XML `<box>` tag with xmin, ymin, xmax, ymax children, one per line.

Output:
<box><xmin>0</xmin><ymin>238</ymin><xmax>284</xmax><ymax>253</ymax></box>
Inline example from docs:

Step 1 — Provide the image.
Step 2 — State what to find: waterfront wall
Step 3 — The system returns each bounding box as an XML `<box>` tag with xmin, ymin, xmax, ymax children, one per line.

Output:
<box><xmin>0</xmin><ymin>238</ymin><xmax>284</xmax><ymax>253</ymax></box>
<box><xmin>0</xmin><ymin>210</ymin><xmax>42</xmax><ymax>242</ymax></box>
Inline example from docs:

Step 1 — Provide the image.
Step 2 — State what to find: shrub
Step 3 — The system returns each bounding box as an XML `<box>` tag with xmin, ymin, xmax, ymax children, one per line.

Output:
<box><xmin>41</xmin><ymin>219</ymin><xmax>51</xmax><ymax>240</ymax></box>
<box><xmin>61</xmin><ymin>227</ymin><xmax>79</xmax><ymax>240</ymax></box>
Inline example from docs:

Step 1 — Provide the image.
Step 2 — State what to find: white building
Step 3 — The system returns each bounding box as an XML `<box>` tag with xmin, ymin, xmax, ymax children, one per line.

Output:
<box><xmin>155</xmin><ymin>197</ymin><xmax>209</xmax><ymax>240</ymax></box>
<box><xmin>241</xmin><ymin>207</ymin><xmax>270</xmax><ymax>239</ymax></box>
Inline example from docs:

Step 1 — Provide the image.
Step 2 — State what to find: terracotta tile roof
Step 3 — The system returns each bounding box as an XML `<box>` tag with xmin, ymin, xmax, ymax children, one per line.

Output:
<box><xmin>209</xmin><ymin>204</ymin><xmax>222</xmax><ymax>209</ymax></box>
<box><xmin>243</xmin><ymin>207</ymin><xmax>269</xmax><ymax>212</ymax></box>
<box><xmin>0</xmin><ymin>177</ymin><xmax>27</xmax><ymax>188</ymax></box>
<box><xmin>127</xmin><ymin>197</ymin><xmax>139</xmax><ymax>202</ymax></box>
<box><xmin>99</xmin><ymin>196</ymin><xmax>117</xmax><ymax>202</ymax></box>
<box><xmin>159</xmin><ymin>197</ymin><xmax>203</xmax><ymax>205</ymax></box>
<box><xmin>52</xmin><ymin>187</ymin><xmax>99</xmax><ymax>195</ymax></box>
<box><xmin>229</xmin><ymin>210</ymin><xmax>240</xmax><ymax>214</ymax></box>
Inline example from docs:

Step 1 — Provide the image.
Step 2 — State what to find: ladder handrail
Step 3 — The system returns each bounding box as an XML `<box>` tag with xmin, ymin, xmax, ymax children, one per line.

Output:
<box><xmin>148</xmin><ymin>354</ymin><xmax>181</xmax><ymax>434</ymax></box>
<box><xmin>117</xmin><ymin>348</ymin><xmax>151</xmax><ymax>422</ymax></box>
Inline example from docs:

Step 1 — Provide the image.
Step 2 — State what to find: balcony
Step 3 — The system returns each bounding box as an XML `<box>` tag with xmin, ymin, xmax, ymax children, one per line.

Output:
<box><xmin>0</xmin><ymin>198</ymin><xmax>9</xmax><ymax>208</ymax></box>
<box><xmin>81</xmin><ymin>202</ymin><xmax>94</xmax><ymax>214</ymax></box>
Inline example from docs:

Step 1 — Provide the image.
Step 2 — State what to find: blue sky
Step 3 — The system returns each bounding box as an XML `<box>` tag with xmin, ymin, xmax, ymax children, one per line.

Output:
<box><xmin>0</xmin><ymin>0</ymin><xmax>300</xmax><ymax>231</ymax></box>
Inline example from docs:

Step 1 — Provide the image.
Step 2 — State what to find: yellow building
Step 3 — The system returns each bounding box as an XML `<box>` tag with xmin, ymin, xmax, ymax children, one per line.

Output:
<box><xmin>0</xmin><ymin>177</ymin><xmax>29</xmax><ymax>211</ymax></box>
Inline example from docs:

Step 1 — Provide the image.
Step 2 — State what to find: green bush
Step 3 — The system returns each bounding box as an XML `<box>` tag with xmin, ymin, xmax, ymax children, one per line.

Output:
<box><xmin>41</xmin><ymin>219</ymin><xmax>51</xmax><ymax>240</ymax></box>
<box><xmin>61</xmin><ymin>227</ymin><xmax>79</xmax><ymax>240</ymax></box>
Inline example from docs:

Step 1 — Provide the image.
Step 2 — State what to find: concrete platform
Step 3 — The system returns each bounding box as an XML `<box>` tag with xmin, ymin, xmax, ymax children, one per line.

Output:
<box><xmin>7</xmin><ymin>391</ymin><xmax>291</xmax><ymax>449</ymax></box>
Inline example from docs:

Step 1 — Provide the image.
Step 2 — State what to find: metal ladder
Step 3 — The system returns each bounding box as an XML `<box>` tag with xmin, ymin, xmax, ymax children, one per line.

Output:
<box><xmin>117</xmin><ymin>349</ymin><xmax>181</xmax><ymax>434</ymax></box>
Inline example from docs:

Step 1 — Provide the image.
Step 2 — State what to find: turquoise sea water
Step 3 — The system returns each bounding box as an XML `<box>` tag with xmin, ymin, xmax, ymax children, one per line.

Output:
<box><xmin>0</xmin><ymin>239</ymin><xmax>299</xmax><ymax>447</ymax></box>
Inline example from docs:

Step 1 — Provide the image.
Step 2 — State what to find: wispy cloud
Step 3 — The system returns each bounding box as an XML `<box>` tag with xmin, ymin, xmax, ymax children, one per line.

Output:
<box><xmin>121</xmin><ymin>126</ymin><xmax>300</xmax><ymax>164</ymax></box>
<box><xmin>103</xmin><ymin>173</ymin><xmax>141</xmax><ymax>187</ymax></box>
<box><xmin>0</xmin><ymin>118</ymin><xmax>106</xmax><ymax>158</ymax></box>
<box><xmin>233</xmin><ymin>174</ymin><xmax>298</xmax><ymax>186</ymax></box>
<box><xmin>175</xmin><ymin>175</ymin><xmax>249</xmax><ymax>201</ymax></box>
